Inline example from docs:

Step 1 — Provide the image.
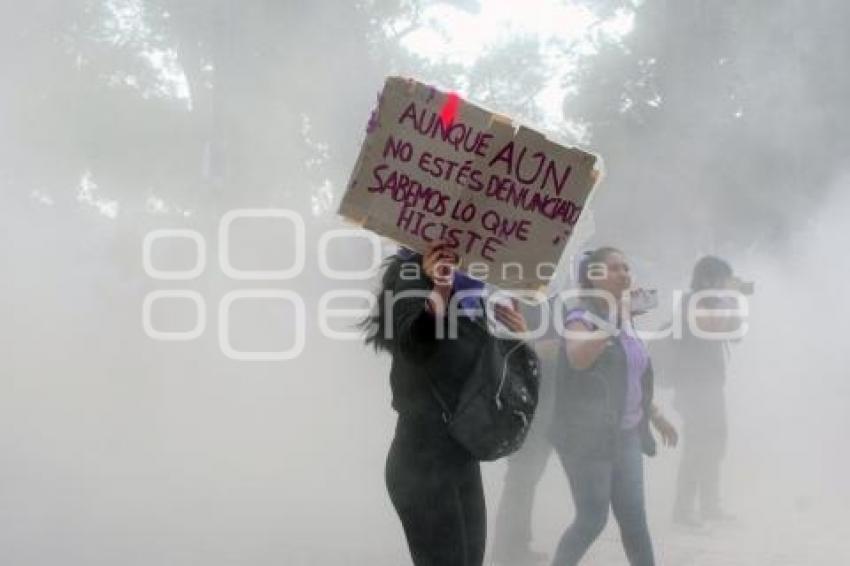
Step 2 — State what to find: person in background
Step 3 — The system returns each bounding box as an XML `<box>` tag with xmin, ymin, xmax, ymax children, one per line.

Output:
<box><xmin>363</xmin><ymin>241</ymin><xmax>530</xmax><ymax>566</ymax></box>
<box><xmin>491</xmin><ymin>298</ymin><xmax>560</xmax><ymax>566</ymax></box>
<box><xmin>548</xmin><ymin>247</ymin><xmax>678</xmax><ymax>566</ymax></box>
<box><xmin>672</xmin><ymin>255</ymin><xmax>748</xmax><ymax>526</ymax></box>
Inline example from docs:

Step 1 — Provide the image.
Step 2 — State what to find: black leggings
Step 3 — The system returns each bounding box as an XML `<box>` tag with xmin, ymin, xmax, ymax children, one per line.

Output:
<box><xmin>386</xmin><ymin>417</ymin><xmax>485</xmax><ymax>566</ymax></box>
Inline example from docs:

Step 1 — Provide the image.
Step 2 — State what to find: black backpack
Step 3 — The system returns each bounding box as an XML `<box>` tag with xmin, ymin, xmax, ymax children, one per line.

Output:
<box><xmin>426</xmin><ymin>323</ymin><xmax>540</xmax><ymax>462</ymax></box>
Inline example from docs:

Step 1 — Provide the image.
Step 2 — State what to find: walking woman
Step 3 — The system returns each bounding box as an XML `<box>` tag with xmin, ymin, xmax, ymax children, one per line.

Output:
<box><xmin>363</xmin><ymin>241</ymin><xmax>530</xmax><ymax>566</ymax></box>
<box><xmin>548</xmin><ymin>247</ymin><xmax>678</xmax><ymax>566</ymax></box>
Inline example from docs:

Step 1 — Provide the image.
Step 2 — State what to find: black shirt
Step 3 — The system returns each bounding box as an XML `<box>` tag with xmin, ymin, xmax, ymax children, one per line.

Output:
<box><xmin>384</xmin><ymin>257</ymin><xmax>489</xmax><ymax>419</ymax></box>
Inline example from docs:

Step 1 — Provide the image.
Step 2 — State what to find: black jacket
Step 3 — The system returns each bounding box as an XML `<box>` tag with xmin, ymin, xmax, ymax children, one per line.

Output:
<box><xmin>548</xmin><ymin>304</ymin><xmax>657</xmax><ymax>461</ymax></box>
<box><xmin>379</xmin><ymin>256</ymin><xmax>538</xmax><ymax>426</ymax></box>
<box><xmin>381</xmin><ymin>256</ymin><xmax>491</xmax><ymax>421</ymax></box>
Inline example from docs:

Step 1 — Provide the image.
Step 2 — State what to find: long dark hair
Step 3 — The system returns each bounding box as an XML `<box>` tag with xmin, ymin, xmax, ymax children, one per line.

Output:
<box><xmin>577</xmin><ymin>246</ymin><xmax>623</xmax><ymax>289</ymax></box>
<box><xmin>690</xmin><ymin>255</ymin><xmax>732</xmax><ymax>291</ymax></box>
<box><xmin>361</xmin><ymin>251</ymin><xmax>420</xmax><ymax>353</ymax></box>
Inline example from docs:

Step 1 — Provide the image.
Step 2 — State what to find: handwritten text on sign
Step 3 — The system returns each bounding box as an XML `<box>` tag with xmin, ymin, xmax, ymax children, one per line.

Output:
<box><xmin>340</xmin><ymin>77</ymin><xmax>600</xmax><ymax>290</ymax></box>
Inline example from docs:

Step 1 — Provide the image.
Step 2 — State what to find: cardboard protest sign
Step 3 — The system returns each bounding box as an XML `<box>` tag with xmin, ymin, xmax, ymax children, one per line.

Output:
<box><xmin>339</xmin><ymin>76</ymin><xmax>601</xmax><ymax>291</ymax></box>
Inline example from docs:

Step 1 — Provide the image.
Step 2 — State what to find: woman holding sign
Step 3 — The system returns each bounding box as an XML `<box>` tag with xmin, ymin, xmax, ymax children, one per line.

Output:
<box><xmin>363</xmin><ymin>241</ymin><xmax>531</xmax><ymax>566</ymax></box>
<box><xmin>548</xmin><ymin>247</ymin><xmax>678</xmax><ymax>566</ymax></box>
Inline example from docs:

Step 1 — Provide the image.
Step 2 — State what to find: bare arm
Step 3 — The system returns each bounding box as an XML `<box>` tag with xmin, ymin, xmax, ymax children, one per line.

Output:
<box><xmin>421</xmin><ymin>243</ymin><xmax>457</xmax><ymax>317</ymax></box>
<box><xmin>649</xmin><ymin>403</ymin><xmax>679</xmax><ymax>447</ymax></box>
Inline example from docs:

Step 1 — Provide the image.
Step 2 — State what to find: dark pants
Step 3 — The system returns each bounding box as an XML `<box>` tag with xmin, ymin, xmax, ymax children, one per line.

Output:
<box><xmin>492</xmin><ymin>417</ymin><xmax>553</xmax><ymax>558</ymax></box>
<box><xmin>492</xmin><ymin>357</ymin><xmax>556</xmax><ymax>559</ymax></box>
<box><xmin>553</xmin><ymin>429</ymin><xmax>655</xmax><ymax>566</ymax></box>
<box><xmin>673</xmin><ymin>389</ymin><xmax>727</xmax><ymax>517</ymax></box>
<box><xmin>386</xmin><ymin>416</ymin><xmax>485</xmax><ymax>566</ymax></box>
